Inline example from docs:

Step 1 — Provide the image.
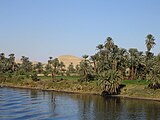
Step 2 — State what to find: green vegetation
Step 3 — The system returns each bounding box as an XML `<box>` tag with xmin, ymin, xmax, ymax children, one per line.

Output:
<box><xmin>0</xmin><ymin>34</ymin><xmax>160</xmax><ymax>100</ymax></box>
<box><xmin>122</xmin><ymin>79</ymin><xmax>149</xmax><ymax>85</ymax></box>
<box><xmin>39</xmin><ymin>76</ymin><xmax>80</xmax><ymax>81</ymax></box>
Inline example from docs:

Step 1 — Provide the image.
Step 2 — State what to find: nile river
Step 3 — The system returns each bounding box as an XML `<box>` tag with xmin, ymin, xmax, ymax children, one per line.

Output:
<box><xmin>0</xmin><ymin>87</ymin><xmax>160</xmax><ymax>120</ymax></box>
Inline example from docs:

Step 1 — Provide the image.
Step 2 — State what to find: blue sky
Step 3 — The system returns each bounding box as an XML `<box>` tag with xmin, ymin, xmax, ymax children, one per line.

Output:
<box><xmin>0</xmin><ymin>0</ymin><xmax>160</xmax><ymax>62</ymax></box>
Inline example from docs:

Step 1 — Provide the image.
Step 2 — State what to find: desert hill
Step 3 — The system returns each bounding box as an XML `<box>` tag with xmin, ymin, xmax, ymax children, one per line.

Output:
<box><xmin>15</xmin><ymin>55</ymin><xmax>82</xmax><ymax>68</ymax></box>
<box><xmin>15</xmin><ymin>59</ymin><xmax>39</xmax><ymax>65</ymax></box>
<box><xmin>58</xmin><ymin>55</ymin><xmax>82</xmax><ymax>68</ymax></box>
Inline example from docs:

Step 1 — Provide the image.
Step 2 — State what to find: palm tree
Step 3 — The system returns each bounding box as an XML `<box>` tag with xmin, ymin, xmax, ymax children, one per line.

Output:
<box><xmin>52</xmin><ymin>58</ymin><xmax>59</xmax><ymax>74</ymax></box>
<box><xmin>144</xmin><ymin>34</ymin><xmax>156</xmax><ymax>80</ymax></box>
<box><xmin>59</xmin><ymin>61</ymin><xmax>65</xmax><ymax>75</ymax></box>
<box><xmin>99</xmin><ymin>70</ymin><xmax>122</xmax><ymax>95</ymax></box>
<box><xmin>19</xmin><ymin>56</ymin><xmax>32</xmax><ymax>76</ymax></box>
<box><xmin>75</xmin><ymin>64</ymin><xmax>80</xmax><ymax>73</ymax></box>
<box><xmin>96</xmin><ymin>44</ymin><xmax>104</xmax><ymax>52</ymax></box>
<box><xmin>146</xmin><ymin>54</ymin><xmax>160</xmax><ymax>89</ymax></box>
<box><xmin>79</xmin><ymin>59</ymin><xmax>93</xmax><ymax>82</ymax></box>
<box><xmin>0</xmin><ymin>53</ymin><xmax>5</xmax><ymax>60</ymax></box>
<box><xmin>82</xmin><ymin>55</ymin><xmax>89</xmax><ymax>60</ymax></box>
<box><xmin>47</xmin><ymin>57</ymin><xmax>59</xmax><ymax>81</ymax></box>
<box><xmin>104</xmin><ymin>37</ymin><xmax>114</xmax><ymax>51</ymax></box>
<box><xmin>0</xmin><ymin>53</ymin><xmax>6</xmax><ymax>73</ymax></box>
<box><xmin>8</xmin><ymin>53</ymin><xmax>15</xmax><ymax>72</ymax></box>
<box><xmin>116</xmin><ymin>48</ymin><xmax>128</xmax><ymax>72</ymax></box>
<box><xmin>34</xmin><ymin>62</ymin><xmax>43</xmax><ymax>74</ymax></box>
<box><xmin>49</xmin><ymin>57</ymin><xmax>53</xmax><ymax>61</ymax></box>
<box><xmin>145</xmin><ymin>34</ymin><xmax>156</xmax><ymax>52</ymax></box>
<box><xmin>59</xmin><ymin>61</ymin><xmax>65</xmax><ymax>69</ymax></box>
<box><xmin>128</xmin><ymin>48</ymin><xmax>139</xmax><ymax>80</ymax></box>
<box><xmin>90</xmin><ymin>55</ymin><xmax>97</xmax><ymax>73</ymax></box>
<box><xmin>147</xmin><ymin>65</ymin><xmax>160</xmax><ymax>89</ymax></box>
<box><xmin>68</xmin><ymin>62</ymin><xmax>75</xmax><ymax>74</ymax></box>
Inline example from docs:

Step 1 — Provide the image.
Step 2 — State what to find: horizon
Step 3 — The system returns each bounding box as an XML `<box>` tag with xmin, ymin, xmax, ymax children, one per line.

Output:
<box><xmin>0</xmin><ymin>0</ymin><xmax>160</xmax><ymax>62</ymax></box>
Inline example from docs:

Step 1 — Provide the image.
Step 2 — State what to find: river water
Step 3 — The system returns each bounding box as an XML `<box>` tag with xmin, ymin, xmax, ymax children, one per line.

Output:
<box><xmin>0</xmin><ymin>87</ymin><xmax>160</xmax><ymax>120</ymax></box>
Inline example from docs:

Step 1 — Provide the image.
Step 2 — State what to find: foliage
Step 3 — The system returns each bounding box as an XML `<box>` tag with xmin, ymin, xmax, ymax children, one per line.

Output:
<box><xmin>99</xmin><ymin>70</ymin><xmax>122</xmax><ymax>95</ymax></box>
<box><xmin>145</xmin><ymin>34</ymin><xmax>156</xmax><ymax>52</ymax></box>
<box><xmin>1</xmin><ymin>34</ymin><xmax>160</xmax><ymax>95</ymax></box>
<box><xmin>78</xmin><ymin>57</ymin><xmax>94</xmax><ymax>82</ymax></box>
<box><xmin>122</xmin><ymin>79</ymin><xmax>149</xmax><ymax>85</ymax></box>
<box><xmin>33</xmin><ymin>62</ymin><xmax>43</xmax><ymax>74</ymax></box>
<box><xmin>31</xmin><ymin>73</ymin><xmax>40</xmax><ymax>82</ymax></box>
<box><xmin>67</xmin><ymin>62</ymin><xmax>75</xmax><ymax>73</ymax></box>
<box><xmin>78</xmin><ymin>74</ymin><xmax>95</xmax><ymax>82</ymax></box>
<box><xmin>147</xmin><ymin>65</ymin><xmax>160</xmax><ymax>89</ymax></box>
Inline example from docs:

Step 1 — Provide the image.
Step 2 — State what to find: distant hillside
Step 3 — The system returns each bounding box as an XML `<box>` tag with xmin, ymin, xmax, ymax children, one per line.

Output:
<box><xmin>15</xmin><ymin>55</ymin><xmax>82</xmax><ymax>67</ymax></box>
<box><xmin>15</xmin><ymin>59</ymin><xmax>39</xmax><ymax>65</ymax></box>
<box><xmin>58</xmin><ymin>55</ymin><xmax>82</xmax><ymax>68</ymax></box>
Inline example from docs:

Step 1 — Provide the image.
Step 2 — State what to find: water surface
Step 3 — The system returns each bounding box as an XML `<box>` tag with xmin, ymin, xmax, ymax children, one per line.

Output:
<box><xmin>0</xmin><ymin>87</ymin><xmax>160</xmax><ymax>120</ymax></box>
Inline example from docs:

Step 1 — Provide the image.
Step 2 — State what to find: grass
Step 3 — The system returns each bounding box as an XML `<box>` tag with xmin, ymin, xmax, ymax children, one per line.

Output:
<box><xmin>0</xmin><ymin>75</ymin><xmax>160</xmax><ymax>100</ymax></box>
<box><xmin>0</xmin><ymin>75</ymin><xmax>102</xmax><ymax>94</ymax></box>
<box><xmin>120</xmin><ymin>79</ymin><xmax>160</xmax><ymax>99</ymax></box>
<box><xmin>122</xmin><ymin>79</ymin><xmax>149</xmax><ymax>85</ymax></box>
<box><xmin>55</xmin><ymin>76</ymin><xmax>80</xmax><ymax>81</ymax></box>
<box><xmin>38</xmin><ymin>76</ymin><xmax>80</xmax><ymax>81</ymax></box>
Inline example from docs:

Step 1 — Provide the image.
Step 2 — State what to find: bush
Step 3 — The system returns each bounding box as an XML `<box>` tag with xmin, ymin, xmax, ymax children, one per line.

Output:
<box><xmin>31</xmin><ymin>73</ymin><xmax>40</xmax><ymax>82</ymax></box>
<box><xmin>78</xmin><ymin>74</ymin><xmax>95</xmax><ymax>82</ymax></box>
<box><xmin>0</xmin><ymin>75</ymin><xmax>7</xmax><ymax>83</ymax></box>
<box><xmin>148</xmin><ymin>83</ymin><xmax>160</xmax><ymax>90</ymax></box>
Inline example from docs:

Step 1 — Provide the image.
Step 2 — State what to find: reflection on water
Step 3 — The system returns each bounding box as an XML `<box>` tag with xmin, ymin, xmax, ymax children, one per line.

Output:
<box><xmin>0</xmin><ymin>87</ymin><xmax>160</xmax><ymax>120</ymax></box>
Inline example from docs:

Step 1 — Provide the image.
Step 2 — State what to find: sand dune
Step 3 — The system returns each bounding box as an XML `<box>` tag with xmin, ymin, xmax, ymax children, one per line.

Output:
<box><xmin>58</xmin><ymin>55</ymin><xmax>82</xmax><ymax>68</ymax></box>
<box><xmin>15</xmin><ymin>59</ymin><xmax>38</xmax><ymax>65</ymax></box>
<box><xmin>15</xmin><ymin>55</ymin><xmax>82</xmax><ymax>67</ymax></box>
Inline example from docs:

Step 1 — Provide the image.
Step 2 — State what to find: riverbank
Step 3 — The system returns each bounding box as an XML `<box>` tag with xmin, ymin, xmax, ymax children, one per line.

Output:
<box><xmin>0</xmin><ymin>78</ymin><xmax>102</xmax><ymax>95</ymax></box>
<box><xmin>120</xmin><ymin>81</ymin><xmax>160</xmax><ymax>101</ymax></box>
<box><xmin>1</xmin><ymin>78</ymin><xmax>160</xmax><ymax>102</ymax></box>
<box><xmin>0</xmin><ymin>83</ymin><xmax>101</xmax><ymax>95</ymax></box>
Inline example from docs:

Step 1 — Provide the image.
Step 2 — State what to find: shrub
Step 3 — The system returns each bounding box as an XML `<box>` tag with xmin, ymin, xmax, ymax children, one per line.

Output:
<box><xmin>31</xmin><ymin>73</ymin><xmax>40</xmax><ymax>82</ymax></box>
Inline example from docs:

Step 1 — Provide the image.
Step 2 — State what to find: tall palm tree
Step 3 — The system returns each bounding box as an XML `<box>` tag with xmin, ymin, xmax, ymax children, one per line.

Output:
<box><xmin>59</xmin><ymin>61</ymin><xmax>65</xmax><ymax>75</ymax></box>
<box><xmin>0</xmin><ymin>53</ymin><xmax>6</xmax><ymax>73</ymax></box>
<box><xmin>128</xmin><ymin>48</ymin><xmax>139</xmax><ymax>80</ymax></box>
<box><xmin>59</xmin><ymin>61</ymin><xmax>65</xmax><ymax>69</ymax></box>
<box><xmin>52</xmin><ymin>58</ymin><xmax>59</xmax><ymax>73</ymax></box>
<box><xmin>79</xmin><ymin>59</ymin><xmax>93</xmax><ymax>82</ymax></box>
<box><xmin>8</xmin><ymin>53</ymin><xmax>15</xmax><ymax>72</ymax></box>
<box><xmin>49</xmin><ymin>58</ymin><xmax>60</xmax><ymax>81</ymax></box>
<box><xmin>104</xmin><ymin>37</ymin><xmax>114</xmax><ymax>51</ymax></box>
<box><xmin>20</xmin><ymin>56</ymin><xmax>32</xmax><ymax>73</ymax></box>
<box><xmin>47</xmin><ymin>57</ymin><xmax>60</xmax><ymax>81</ymax></box>
<box><xmin>0</xmin><ymin>53</ymin><xmax>5</xmax><ymax>60</ymax></box>
<box><xmin>145</xmin><ymin>34</ymin><xmax>156</xmax><ymax>52</ymax></box>
<box><xmin>49</xmin><ymin>57</ymin><xmax>53</xmax><ymax>61</ymax></box>
<box><xmin>82</xmin><ymin>55</ymin><xmax>89</xmax><ymax>60</ymax></box>
<box><xmin>47</xmin><ymin>56</ymin><xmax>53</xmax><ymax>70</ymax></box>
<box><xmin>90</xmin><ymin>55</ymin><xmax>97</xmax><ymax>73</ymax></box>
<box><xmin>68</xmin><ymin>62</ymin><xmax>75</xmax><ymax>74</ymax></box>
<box><xmin>35</xmin><ymin>62</ymin><xmax>43</xmax><ymax>74</ymax></box>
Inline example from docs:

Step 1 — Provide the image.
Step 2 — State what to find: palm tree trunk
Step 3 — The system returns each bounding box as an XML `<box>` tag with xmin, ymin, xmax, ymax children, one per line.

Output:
<box><xmin>51</xmin><ymin>71</ymin><xmax>55</xmax><ymax>81</ymax></box>
<box><xmin>11</xmin><ymin>63</ymin><xmax>15</xmax><ymax>72</ymax></box>
<box><xmin>115</xmin><ymin>61</ymin><xmax>117</xmax><ymax>71</ymax></box>
<box><xmin>134</xmin><ymin>67</ymin><xmax>137</xmax><ymax>80</ymax></box>
<box><xmin>93</xmin><ymin>61</ymin><xmax>96</xmax><ymax>73</ymax></box>
<box><xmin>131</xmin><ymin>66</ymin><xmax>134</xmax><ymax>80</ymax></box>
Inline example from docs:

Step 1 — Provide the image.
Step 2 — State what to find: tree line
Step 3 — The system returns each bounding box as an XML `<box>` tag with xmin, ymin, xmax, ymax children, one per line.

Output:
<box><xmin>0</xmin><ymin>34</ymin><xmax>160</xmax><ymax>94</ymax></box>
<box><xmin>79</xmin><ymin>34</ymin><xmax>160</xmax><ymax>94</ymax></box>
<box><xmin>0</xmin><ymin>54</ymin><xmax>79</xmax><ymax>80</ymax></box>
